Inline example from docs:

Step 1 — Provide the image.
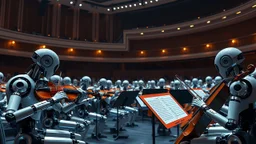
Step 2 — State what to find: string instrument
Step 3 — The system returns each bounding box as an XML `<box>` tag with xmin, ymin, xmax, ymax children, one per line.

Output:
<box><xmin>35</xmin><ymin>82</ymin><xmax>80</xmax><ymax>102</ymax></box>
<box><xmin>175</xmin><ymin>64</ymin><xmax>255</xmax><ymax>144</ymax></box>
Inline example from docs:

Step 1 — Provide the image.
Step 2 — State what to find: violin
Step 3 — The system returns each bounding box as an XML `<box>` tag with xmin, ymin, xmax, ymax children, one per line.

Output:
<box><xmin>35</xmin><ymin>82</ymin><xmax>80</xmax><ymax>102</ymax></box>
<box><xmin>175</xmin><ymin>64</ymin><xmax>255</xmax><ymax>144</ymax></box>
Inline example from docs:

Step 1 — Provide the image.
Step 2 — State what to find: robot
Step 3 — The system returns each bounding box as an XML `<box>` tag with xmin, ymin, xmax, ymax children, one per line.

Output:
<box><xmin>192</xmin><ymin>47</ymin><xmax>256</xmax><ymax>144</ymax></box>
<box><xmin>0</xmin><ymin>72</ymin><xmax>7</xmax><ymax>112</ymax></box>
<box><xmin>114</xmin><ymin>80</ymin><xmax>122</xmax><ymax>90</ymax></box>
<box><xmin>173</xmin><ymin>80</ymin><xmax>182</xmax><ymax>90</ymax></box>
<box><xmin>132</xmin><ymin>81</ymin><xmax>139</xmax><ymax>89</ymax></box>
<box><xmin>106</xmin><ymin>80</ymin><xmax>113</xmax><ymax>90</ymax></box>
<box><xmin>135</xmin><ymin>80</ymin><xmax>145</xmax><ymax>91</ymax></box>
<box><xmin>149</xmin><ymin>80</ymin><xmax>157</xmax><ymax>89</ymax></box>
<box><xmin>63</xmin><ymin>77</ymin><xmax>72</xmax><ymax>85</ymax></box>
<box><xmin>4</xmin><ymin>48</ymin><xmax>85</xmax><ymax>144</ymax></box>
<box><xmin>191</xmin><ymin>78</ymin><xmax>200</xmax><ymax>89</ymax></box>
<box><xmin>50</xmin><ymin>75</ymin><xmax>62</xmax><ymax>86</ymax></box>
<box><xmin>202</xmin><ymin>76</ymin><xmax>215</xmax><ymax>90</ymax></box>
<box><xmin>73</xmin><ymin>79</ymin><xmax>79</xmax><ymax>87</ymax></box>
<box><xmin>214</xmin><ymin>76</ymin><xmax>222</xmax><ymax>85</ymax></box>
<box><xmin>158</xmin><ymin>78</ymin><xmax>166</xmax><ymax>89</ymax></box>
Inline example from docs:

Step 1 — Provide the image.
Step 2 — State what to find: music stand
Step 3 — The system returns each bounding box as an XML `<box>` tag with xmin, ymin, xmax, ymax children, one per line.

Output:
<box><xmin>142</xmin><ymin>89</ymin><xmax>168</xmax><ymax>144</ymax></box>
<box><xmin>112</xmin><ymin>91</ymin><xmax>140</xmax><ymax>140</ymax></box>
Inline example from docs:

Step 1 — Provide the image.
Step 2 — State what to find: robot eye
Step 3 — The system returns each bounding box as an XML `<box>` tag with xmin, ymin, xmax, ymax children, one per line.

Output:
<box><xmin>220</xmin><ymin>55</ymin><xmax>233</xmax><ymax>68</ymax></box>
<box><xmin>40</xmin><ymin>55</ymin><xmax>53</xmax><ymax>67</ymax></box>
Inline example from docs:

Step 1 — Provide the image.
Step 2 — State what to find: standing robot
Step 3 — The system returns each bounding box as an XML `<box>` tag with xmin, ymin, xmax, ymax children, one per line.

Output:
<box><xmin>192</xmin><ymin>47</ymin><xmax>256</xmax><ymax>144</ymax></box>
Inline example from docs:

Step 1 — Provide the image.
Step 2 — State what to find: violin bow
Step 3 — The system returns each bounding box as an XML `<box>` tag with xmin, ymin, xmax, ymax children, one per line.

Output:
<box><xmin>175</xmin><ymin>75</ymin><xmax>203</xmax><ymax>100</ymax></box>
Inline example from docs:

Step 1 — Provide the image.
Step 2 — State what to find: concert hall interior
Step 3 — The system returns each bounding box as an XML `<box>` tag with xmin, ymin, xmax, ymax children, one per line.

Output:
<box><xmin>0</xmin><ymin>0</ymin><xmax>256</xmax><ymax>144</ymax></box>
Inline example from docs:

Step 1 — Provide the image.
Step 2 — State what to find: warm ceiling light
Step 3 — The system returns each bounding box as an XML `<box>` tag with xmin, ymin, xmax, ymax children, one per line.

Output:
<box><xmin>222</xmin><ymin>16</ymin><xmax>227</xmax><ymax>19</ymax></box>
<box><xmin>232</xmin><ymin>39</ymin><xmax>236</xmax><ymax>43</ymax></box>
<box><xmin>140</xmin><ymin>51</ymin><xmax>144</xmax><ymax>54</ymax></box>
<box><xmin>236</xmin><ymin>11</ymin><xmax>241</xmax><ymax>14</ymax></box>
<box><xmin>177</xmin><ymin>27</ymin><xmax>180</xmax><ymax>30</ymax></box>
<box><xmin>48</xmin><ymin>34</ymin><xmax>51</xmax><ymax>36</ymax></box>
<box><xmin>207</xmin><ymin>20</ymin><xmax>211</xmax><ymax>24</ymax></box>
<box><xmin>70</xmin><ymin>1</ymin><xmax>73</xmax><ymax>4</ymax></box>
<box><xmin>42</xmin><ymin>45</ymin><xmax>46</xmax><ymax>48</ymax></box>
<box><xmin>206</xmin><ymin>44</ymin><xmax>210</xmax><ymax>48</ymax></box>
<box><xmin>198</xmin><ymin>17</ymin><xmax>200</xmax><ymax>19</ymax></box>
<box><xmin>70</xmin><ymin>48</ymin><xmax>74</xmax><ymax>52</ymax></box>
<box><xmin>183</xmin><ymin>47</ymin><xmax>187</xmax><ymax>51</ymax></box>
<box><xmin>79</xmin><ymin>3</ymin><xmax>82</xmax><ymax>7</ymax></box>
<box><xmin>162</xmin><ymin>49</ymin><xmax>166</xmax><ymax>53</ymax></box>
<box><xmin>97</xmin><ymin>50</ymin><xmax>102</xmax><ymax>54</ymax></box>
<box><xmin>161</xmin><ymin>30</ymin><xmax>164</xmax><ymax>32</ymax></box>
<box><xmin>252</xmin><ymin>4</ymin><xmax>256</xmax><ymax>8</ymax></box>
<box><xmin>140</xmin><ymin>32</ymin><xmax>144</xmax><ymax>35</ymax></box>
<box><xmin>11</xmin><ymin>41</ymin><xmax>15</xmax><ymax>44</ymax></box>
<box><xmin>190</xmin><ymin>25</ymin><xmax>194</xmax><ymax>28</ymax></box>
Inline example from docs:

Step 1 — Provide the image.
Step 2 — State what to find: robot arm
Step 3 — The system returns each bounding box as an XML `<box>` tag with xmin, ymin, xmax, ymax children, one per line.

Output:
<box><xmin>5</xmin><ymin>91</ymin><xmax>68</xmax><ymax>123</ymax></box>
<box><xmin>220</xmin><ymin>105</ymin><xmax>229</xmax><ymax>115</ymax></box>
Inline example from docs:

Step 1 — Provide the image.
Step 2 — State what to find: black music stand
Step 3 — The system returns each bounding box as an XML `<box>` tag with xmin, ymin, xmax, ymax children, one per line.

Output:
<box><xmin>112</xmin><ymin>91</ymin><xmax>140</xmax><ymax>140</ymax></box>
<box><xmin>142</xmin><ymin>89</ymin><xmax>168</xmax><ymax>144</ymax></box>
<box><xmin>169</xmin><ymin>90</ymin><xmax>194</xmax><ymax>141</ymax></box>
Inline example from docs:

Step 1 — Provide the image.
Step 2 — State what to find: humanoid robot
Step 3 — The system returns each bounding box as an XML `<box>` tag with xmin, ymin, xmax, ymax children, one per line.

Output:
<box><xmin>198</xmin><ymin>79</ymin><xmax>203</xmax><ymax>88</ymax></box>
<box><xmin>0</xmin><ymin>72</ymin><xmax>7</xmax><ymax>112</ymax></box>
<box><xmin>192</xmin><ymin>47</ymin><xmax>256</xmax><ymax>144</ymax></box>
<box><xmin>173</xmin><ymin>80</ymin><xmax>182</xmax><ymax>90</ymax></box>
<box><xmin>202</xmin><ymin>76</ymin><xmax>215</xmax><ymax>90</ymax></box>
<box><xmin>73</xmin><ymin>79</ymin><xmax>79</xmax><ymax>87</ymax></box>
<box><xmin>132</xmin><ymin>81</ymin><xmax>139</xmax><ymax>89</ymax></box>
<box><xmin>50</xmin><ymin>75</ymin><xmax>62</xmax><ymax>86</ymax></box>
<box><xmin>214</xmin><ymin>76</ymin><xmax>222</xmax><ymax>86</ymax></box>
<box><xmin>149</xmin><ymin>80</ymin><xmax>157</xmax><ymax>89</ymax></box>
<box><xmin>191</xmin><ymin>78</ymin><xmax>200</xmax><ymax>89</ymax></box>
<box><xmin>158</xmin><ymin>78</ymin><xmax>166</xmax><ymax>89</ymax></box>
<box><xmin>4</xmin><ymin>48</ymin><xmax>85</xmax><ymax>144</ymax></box>
<box><xmin>135</xmin><ymin>80</ymin><xmax>145</xmax><ymax>91</ymax></box>
<box><xmin>63</xmin><ymin>77</ymin><xmax>72</xmax><ymax>86</ymax></box>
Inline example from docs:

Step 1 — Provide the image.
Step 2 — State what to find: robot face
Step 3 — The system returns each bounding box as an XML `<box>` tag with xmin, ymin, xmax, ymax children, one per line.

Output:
<box><xmin>31</xmin><ymin>49</ymin><xmax>60</xmax><ymax>79</ymax></box>
<box><xmin>122</xmin><ymin>80</ymin><xmax>129</xmax><ymax>87</ymax></box>
<box><xmin>63</xmin><ymin>77</ymin><xmax>71</xmax><ymax>85</ymax></box>
<box><xmin>99</xmin><ymin>78</ymin><xmax>107</xmax><ymax>87</ymax></box>
<box><xmin>73</xmin><ymin>79</ymin><xmax>78</xmax><ymax>86</ymax></box>
<box><xmin>192</xmin><ymin>78</ymin><xmax>198</xmax><ymax>85</ymax></box>
<box><xmin>214</xmin><ymin>47</ymin><xmax>244</xmax><ymax>78</ymax></box>
<box><xmin>174</xmin><ymin>80</ymin><xmax>180</xmax><ymax>89</ymax></box>
<box><xmin>205</xmin><ymin>76</ymin><xmax>212</xmax><ymax>84</ymax></box>
<box><xmin>138</xmin><ymin>80</ymin><xmax>144</xmax><ymax>87</ymax></box>
<box><xmin>107</xmin><ymin>80</ymin><xmax>112</xmax><ymax>87</ymax></box>
<box><xmin>214</xmin><ymin>76</ymin><xmax>222</xmax><ymax>85</ymax></box>
<box><xmin>80</xmin><ymin>76</ymin><xmax>91</xmax><ymax>86</ymax></box>
<box><xmin>50</xmin><ymin>75</ymin><xmax>62</xmax><ymax>85</ymax></box>
<box><xmin>158</xmin><ymin>78</ymin><xmax>165</xmax><ymax>87</ymax></box>
<box><xmin>150</xmin><ymin>80</ymin><xmax>156</xmax><ymax>86</ymax></box>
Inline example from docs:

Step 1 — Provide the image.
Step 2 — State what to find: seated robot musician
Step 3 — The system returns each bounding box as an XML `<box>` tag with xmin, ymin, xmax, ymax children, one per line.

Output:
<box><xmin>192</xmin><ymin>47</ymin><xmax>256</xmax><ymax>144</ymax></box>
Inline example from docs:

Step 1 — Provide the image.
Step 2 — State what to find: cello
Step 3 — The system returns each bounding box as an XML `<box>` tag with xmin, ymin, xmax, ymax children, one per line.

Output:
<box><xmin>175</xmin><ymin>64</ymin><xmax>255</xmax><ymax>144</ymax></box>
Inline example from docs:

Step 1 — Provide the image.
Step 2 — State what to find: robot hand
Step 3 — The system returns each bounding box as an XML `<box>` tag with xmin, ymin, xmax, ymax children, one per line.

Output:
<box><xmin>192</xmin><ymin>97</ymin><xmax>207</xmax><ymax>109</ymax></box>
<box><xmin>51</xmin><ymin>91</ymin><xmax>68</xmax><ymax>104</ymax></box>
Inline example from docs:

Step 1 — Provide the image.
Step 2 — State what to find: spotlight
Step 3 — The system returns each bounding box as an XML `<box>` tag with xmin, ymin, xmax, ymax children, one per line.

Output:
<box><xmin>177</xmin><ymin>27</ymin><xmax>180</xmax><ymax>30</ymax></box>
<box><xmin>207</xmin><ymin>20</ymin><xmax>211</xmax><ymax>24</ymax></box>
<box><xmin>161</xmin><ymin>30</ymin><xmax>164</xmax><ymax>33</ymax></box>
<box><xmin>97</xmin><ymin>50</ymin><xmax>102</xmax><ymax>54</ymax></box>
<box><xmin>183</xmin><ymin>47</ymin><xmax>187</xmax><ymax>51</ymax></box>
<box><xmin>162</xmin><ymin>49</ymin><xmax>166</xmax><ymax>53</ymax></box>
<box><xmin>117</xmin><ymin>7</ymin><xmax>120</xmax><ymax>9</ymax></box>
<box><xmin>79</xmin><ymin>3</ymin><xmax>82</xmax><ymax>7</ymax></box>
<box><xmin>134</xmin><ymin>4</ymin><xmax>136</xmax><ymax>6</ymax></box>
<box><xmin>190</xmin><ymin>25</ymin><xmax>194</xmax><ymax>28</ymax></box>
<box><xmin>11</xmin><ymin>41</ymin><xmax>15</xmax><ymax>44</ymax></box>
<box><xmin>129</xmin><ymin>4</ymin><xmax>132</xmax><ymax>7</ymax></box>
<box><xmin>140</xmin><ymin>51</ymin><xmax>144</xmax><ymax>54</ymax></box>
<box><xmin>113</xmin><ymin>7</ymin><xmax>116</xmax><ymax>10</ymax></box>
<box><xmin>145</xmin><ymin>1</ymin><xmax>148</xmax><ymax>4</ymax></box>
<box><xmin>236</xmin><ymin>11</ymin><xmax>241</xmax><ymax>14</ymax></box>
<box><xmin>125</xmin><ymin>5</ymin><xmax>128</xmax><ymax>8</ymax></box>
<box><xmin>42</xmin><ymin>45</ymin><xmax>46</xmax><ymax>48</ymax></box>
<box><xmin>107</xmin><ymin>8</ymin><xmax>110</xmax><ymax>11</ymax></box>
<box><xmin>156</xmin><ymin>0</ymin><xmax>158</xmax><ymax>2</ymax></box>
<box><xmin>150</xmin><ymin>0</ymin><xmax>153</xmax><ymax>3</ymax></box>
<box><xmin>70</xmin><ymin>1</ymin><xmax>73</xmax><ymax>4</ymax></box>
<box><xmin>232</xmin><ymin>39</ymin><xmax>236</xmax><ymax>44</ymax></box>
<box><xmin>121</xmin><ymin>6</ymin><xmax>124</xmax><ymax>9</ymax></box>
<box><xmin>140</xmin><ymin>32</ymin><xmax>144</xmax><ymax>35</ymax></box>
<box><xmin>139</xmin><ymin>3</ymin><xmax>142</xmax><ymax>5</ymax></box>
<box><xmin>222</xmin><ymin>16</ymin><xmax>227</xmax><ymax>19</ymax></box>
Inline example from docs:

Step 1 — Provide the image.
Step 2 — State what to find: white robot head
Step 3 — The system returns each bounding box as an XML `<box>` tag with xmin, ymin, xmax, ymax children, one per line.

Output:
<box><xmin>150</xmin><ymin>80</ymin><xmax>156</xmax><ymax>87</ymax></box>
<box><xmin>174</xmin><ymin>80</ymin><xmax>181</xmax><ymax>90</ymax></box>
<box><xmin>0</xmin><ymin>72</ymin><xmax>4</xmax><ymax>83</ymax></box>
<box><xmin>214</xmin><ymin>76</ymin><xmax>222</xmax><ymax>85</ymax></box>
<box><xmin>158</xmin><ymin>78</ymin><xmax>165</xmax><ymax>87</ymax></box>
<box><xmin>63</xmin><ymin>77</ymin><xmax>71</xmax><ymax>85</ymax></box>
<box><xmin>80</xmin><ymin>76</ymin><xmax>91</xmax><ymax>89</ymax></box>
<box><xmin>214</xmin><ymin>47</ymin><xmax>245</xmax><ymax>79</ymax></box>
<box><xmin>115</xmin><ymin>80</ymin><xmax>121</xmax><ymax>86</ymax></box>
<box><xmin>98</xmin><ymin>78</ymin><xmax>107</xmax><ymax>87</ymax></box>
<box><xmin>205</xmin><ymin>76</ymin><xmax>213</xmax><ymax>85</ymax></box>
<box><xmin>50</xmin><ymin>75</ymin><xmax>62</xmax><ymax>85</ymax></box>
<box><xmin>122</xmin><ymin>80</ymin><xmax>129</xmax><ymax>88</ymax></box>
<box><xmin>31</xmin><ymin>48</ymin><xmax>60</xmax><ymax>79</ymax></box>
<box><xmin>192</xmin><ymin>78</ymin><xmax>198</xmax><ymax>86</ymax></box>
<box><xmin>73</xmin><ymin>79</ymin><xmax>78</xmax><ymax>86</ymax></box>
<box><xmin>138</xmin><ymin>80</ymin><xmax>144</xmax><ymax>87</ymax></box>
<box><xmin>133</xmin><ymin>81</ymin><xmax>138</xmax><ymax>87</ymax></box>
<box><xmin>107</xmin><ymin>80</ymin><xmax>113</xmax><ymax>88</ymax></box>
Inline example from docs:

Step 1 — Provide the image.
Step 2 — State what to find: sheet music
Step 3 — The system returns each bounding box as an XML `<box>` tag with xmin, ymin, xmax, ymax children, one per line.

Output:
<box><xmin>144</xmin><ymin>95</ymin><xmax>187</xmax><ymax>124</ymax></box>
<box><xmin>190</xmin><ymin>89</ymin><xmax>206</xmax><ymax>98</ymax></box>
<box><xmin>136</xmin><ymin>96</ymin><xmax>147</xmax><ymax>107</ymax></box>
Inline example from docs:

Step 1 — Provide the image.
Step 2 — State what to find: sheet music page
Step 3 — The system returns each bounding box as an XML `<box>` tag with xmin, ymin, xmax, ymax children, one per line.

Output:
<box><xmin>144</xmin><ymin>95</ymin><xmax>187</xmax><ymax>124</ymax></box>
<box><xmin>190</xmin><ymin>89</ymin><xmax>206</xmax><ymax>98</ymax></box>
<box><xmin>136</xmin><ymin>96</ymin><xmax>147</xmax><ymax>107</ymax></box>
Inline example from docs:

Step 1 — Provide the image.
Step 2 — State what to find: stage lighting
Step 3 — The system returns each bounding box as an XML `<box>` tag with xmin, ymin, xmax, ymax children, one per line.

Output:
<box><xmin>139</xmin><ymin>3</ymin><xmax>142</xmax><ymax>5</ymax></box>
<box><xmin>222</xmin><ymin>16</ymin><xmax>227</xmax><ymax>19</ymax></box>
<box><xmin>145</xmin><ymin>1</ymin><xmax>148</xmax><ymax>4</ymax></box>
<box><xmin>125</xmin><ymin>5</ymin><xmax>128</xmax><ymax>8</ymax></box>
<box><xmin>140</xmin><ymin>51</ymin><xmax>144</xmax><ymax>54</ymax></box>
<box><xmin>161</xmin><ymin>30</ymin><xmax>164</xmax><ymax>33</ymax></box>
<box><xmin>11</xmin><ymin>41</ymin><xmax>15</xmax><ymax>44</ymax></box>
<box><xmin>150</xmin><ymin>1</ymin><xmax>153</xmax><ymax>3</ymax></box>
<box><xmin>190</xmin><ymin>25</ymin><xmax>194</xmax><ymax>28</ymax></box>
<box><xmin>236</xmin><ymin>11</ymin><xmax>241</xmax><ymax>14</ymax></box>
<box><xmin>107</xmin><ymin>8</ymin><xmax>110</xmax><ymax>11</ymax></box>
<box><xmin>140</xmin><ymin>32</ymin><xmax>144</xmax><ymax>35</ymax></box>
<box><xmin>162</xmin><ymin>49</ymin><xmax>166</xmax><ymax>53</ymax></box>
<box><xmin>177</xmin><ymin>28</ymin><xmax>180</xmax><ymax>30</ymax></box>
<box><xmin>121</xmin><ymin>6</ymin><xmax>124</xmax><ymax>9</ymax></box>
<box><xmin>113</xmin><ymin>7</ymin><xmax>116</xmax><ymax>10</ymax></box>
<box><xmin>134</xmin><ymin>4</ymin><xmax>136</xmax><ymax>6</ymax></box>
<box><xmin>79</xmin><ymin>3</ymin><xmax>82</xmax><ymax>7</ymax></box>
<box><xmin>129</xmin><ymin>4</ymin><xmax>132</xmax><ymax>7</ymax></box>
<box><xmin>207</xmin><ymin>20</ymin><xmax>211</xmax><ymax>24</ymax></box>
<box><xmin>70</xmin><ymin>1</ymin><xmax>73</xmax><ymax>4</ymax></box>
